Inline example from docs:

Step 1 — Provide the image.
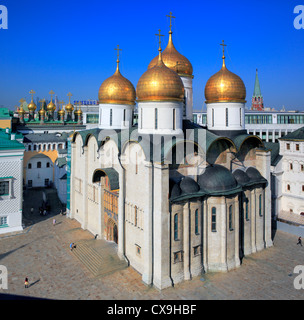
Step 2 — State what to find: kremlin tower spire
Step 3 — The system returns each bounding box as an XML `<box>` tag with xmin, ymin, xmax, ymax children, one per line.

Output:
<box><xmin>251</xmin><ymin>69</ymin><xmax>264</xmax><ymax>111</ymax></box>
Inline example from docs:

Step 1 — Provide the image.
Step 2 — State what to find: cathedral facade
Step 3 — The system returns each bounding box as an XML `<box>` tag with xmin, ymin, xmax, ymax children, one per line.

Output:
<box><xmin>69</xmin><ymin>18</ymin><xmax>273</xmax><ymax>290</ymax></box>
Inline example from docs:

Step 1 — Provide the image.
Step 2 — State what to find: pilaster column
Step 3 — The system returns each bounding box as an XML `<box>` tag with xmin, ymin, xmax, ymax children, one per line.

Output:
<box><xmin>142</xmin><ymin>161</ymin><xmax>153</xmax><ymax>286</ymax></box>
<box><xmin>183</xmin><ymin>202</ymin><xmax>191</xmax><ymax>280</ymax></box>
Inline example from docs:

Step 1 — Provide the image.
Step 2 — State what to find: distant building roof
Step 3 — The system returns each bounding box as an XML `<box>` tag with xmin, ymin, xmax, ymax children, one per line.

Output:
<box><xmin>23</xmin><ymin>133</ymin><xmax>67</xmax><ymax>143</ymax></box>
<box><xmin>0</xmin><ymin>129</ymin><xmax>25</xmax><ymax>150</ymax></box>
<box><xmin>279</xmin><ymin>126</ymin><xmax>304</xmax><ymax>141</ymax></box>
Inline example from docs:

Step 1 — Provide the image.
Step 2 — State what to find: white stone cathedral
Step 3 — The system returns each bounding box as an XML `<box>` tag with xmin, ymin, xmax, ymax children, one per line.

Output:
<box><xmin>69</xmin><ymin>17</ymin><xmax>273</xmax><ymax>290</ymax></box>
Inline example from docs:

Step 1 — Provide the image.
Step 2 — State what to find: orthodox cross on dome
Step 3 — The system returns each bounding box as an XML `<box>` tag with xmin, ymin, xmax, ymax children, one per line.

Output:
<box><xmin>67</xmin><ymin>92</ymin><xmax>72</xmax><ymax>104</ymax></box>
<box><xmin>166</xmin><ymin>11</ymin><xmax>175</xmax><ymax>33</ymax></box>
<box><xmin>114</xmin><ymin>45</ymin><xmax>122</xmax><ymax>63</ymax></box>
<box><xmin>220</xmin><ymin>40</ymin><xmax>227</xmax><ymax>58</ymax></box>
<box><xmin>220</xmin><ymin>40</ymin><xmax>227</xmax><ymax>66</ymax></box>
<box><xmin>155</xmin><ymin>29</ymin><xmax>164</xmax><ymax>52</ymax></box>
<box><xmin>59</xmin><ymin>100</ymin><xmax>64</xmax><ymax>108</ymax></box>
<box><xmin>39</xmin><ymin>99</ymin><xmax>45</xmax><ymax>108</ymax></box>
<box><xmin>114</xmin><ymin>45</ymin><xmax>122</xmax><ymax>72</ymax></box>
<box><xmin>29</xmin><ymin>90</ymin><xmax>35</xmax><ymax>101</ymax></box>
<box><xmin>19</xmin><ymin>98</ymin><xmax>25</xmax><ymax>105</ymax></box>
<box><xmin>49</xmin><ymin>90</ymin><xmax>55</xmax><ymax>102</ymax></box>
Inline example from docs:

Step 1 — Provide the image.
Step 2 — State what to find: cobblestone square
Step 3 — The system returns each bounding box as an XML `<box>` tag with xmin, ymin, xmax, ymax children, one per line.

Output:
<box><xmin>0</xmin><ymin>189</ymin><xmax>304</xmax><ymax>300</ymax></box>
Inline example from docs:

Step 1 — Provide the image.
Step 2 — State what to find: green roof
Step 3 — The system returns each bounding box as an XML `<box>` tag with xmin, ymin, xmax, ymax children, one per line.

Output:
<box><xmin>0</xmin><ymin>129</ymin><xmax>25</xmax><ymax>150</ymax></box>
<box><xmin>0</xmin><ymin>108</ymin><xmax>12</xmax><ymax>119</ymax></box>
<box><xmin>279</xmin><ymin>127</ymin><xmax>304</xmax><ymax>141</ymax></box>
<box><xmin>253</xmin><ymin>69</ymin><xmax>262</xmax><ymax>97</ymax></box>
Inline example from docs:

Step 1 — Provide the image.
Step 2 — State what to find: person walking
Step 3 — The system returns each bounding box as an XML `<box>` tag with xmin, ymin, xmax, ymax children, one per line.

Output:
<box><xmin>24</xmin><ymin>277</ymin><xmax>29</xmax><ymax>288</ymax></box>
<box><xmin>297</xmin><ymin>236</ymin><xmax>302</xmax><ymax>246</ymax></box>
<box><xmin>70</xmin><ymin>242</ymin><xmax>76</xmax><ymax>251</ymax></box>
<box><xmin>53</xmin><ymin>218</ymin><xmax>56</xmax><ymax>226</ymax></box>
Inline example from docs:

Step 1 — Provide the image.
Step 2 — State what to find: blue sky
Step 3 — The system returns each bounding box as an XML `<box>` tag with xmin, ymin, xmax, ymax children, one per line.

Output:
<box><xmin>0</xmin><ymin>0</ymin><xmax>303</xmax><ymax>111</ymax></box>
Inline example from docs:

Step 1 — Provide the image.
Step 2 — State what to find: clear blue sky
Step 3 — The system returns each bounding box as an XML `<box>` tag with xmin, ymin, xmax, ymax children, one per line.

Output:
<box><xmin>0</xmin><ymin>0</ymin><xmax>303</xmax><ymax>111</ymax></box>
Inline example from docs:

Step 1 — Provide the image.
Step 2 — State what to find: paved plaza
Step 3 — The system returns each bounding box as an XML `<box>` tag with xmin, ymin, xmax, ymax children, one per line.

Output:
<box><xmin>0</xmin><ymin>189</ymin><xmax>304</xmax><ymax>300</ymax></box>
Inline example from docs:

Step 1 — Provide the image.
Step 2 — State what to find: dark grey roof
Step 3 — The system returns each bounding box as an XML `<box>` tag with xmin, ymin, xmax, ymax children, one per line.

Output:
<box><xmin>279</xmin><ymin>127</ymin><xmax>304</xmax><ymax>141</ymax></box>
<box><xmin>245</xmin><ymin>167</ymin><xmax>267</xmax><ymax>185</ymax></box>
<box><xmin>23</xmin><ymin>133</ymin><xmax>67</xmax><ymax>143</ymax></box>
<box><xmin>264</xmin><ymin>142</ymin><xmax>281</xmax><ymax>166</ymax></box>
<box><xmin>180</xmin><ymin>177</ymin><xmax>199</xmax><ymax>194</ymax></box>
<box><xmin>198</xmin><ymin>164</ymin><xmax>240</xmax><ymax>195</ymax></box>
<box><xmin>233</xmin><ymin>169</ymin><xmax>250</xmax><ymax>186</ymax></box>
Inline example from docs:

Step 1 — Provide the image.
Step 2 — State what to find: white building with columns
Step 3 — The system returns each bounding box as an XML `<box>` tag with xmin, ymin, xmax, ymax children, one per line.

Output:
<box><xmin>69</xmin><ymin>19</ymin><xmax>273</xmax><ymax>290</ymax></box>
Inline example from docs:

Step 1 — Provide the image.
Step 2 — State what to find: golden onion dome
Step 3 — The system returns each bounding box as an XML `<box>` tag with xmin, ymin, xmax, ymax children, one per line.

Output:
<box><xmin>28</xmin><ymin>100</ymin><xmax>37</xmax><ymax>111</ymax></box>
<box><xmin>98</xmin><ymin>62</ymin><xmax>136</xmax><ymax>105</ymax></box>
<box><xmin>58</xmin><ymin>107</ymin><xmax>65</xmax><ymax>115</ymax></box>
<box><xmin>38</xmin><ymin>104</ymin><xmax>46</xmax><ymax>115</ymax></box>
<box><xmin>65</xmin><ymin>102</ymin><xmax>74</xmax><ymax>112</ymax></box>
<box><xmin>74</xmin><ymin>107</ymin><xmax>82</xmax><ymax>115</ymax></box>
<box><xmin>148</xmin><ymin>31</ymin><xmax>193</xmax><ymax>78</ymax></box>
<box><xmin>47</xmin><ymin>100</ymin><xmax>56</xmax><ymax>111</ymax></box>
<box><xmin>205</xmin><ymin>56</ymin><xmax>246</xmax><ymax>104</ymax></box>
<box><xmin>137</xmin><ymin>49</ymin><xmax>185</xmax><ymax>102</ymax></box>
<box><xmin>18</xmin><ymin>106</ymin><xmax>25</xmax><ymax>114</ymax></box>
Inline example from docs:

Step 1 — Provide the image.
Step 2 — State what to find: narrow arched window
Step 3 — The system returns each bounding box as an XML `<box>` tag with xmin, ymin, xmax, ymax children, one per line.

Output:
<box><xmin>211</xmin><ymin>207</ymin><xmax>216</xmax><ymax>232</ymax></box>
<box><xmin>174</xmin><ymin>214</ymin><xmax>178</xmax><ymax>240</ymax></box>
<box><xmin>225</xmin><ymin>108</ymin><xmax>228</xmax><ymax>127</ymax></box>
<box><xmin>155</xmin><ymin>108</ymin><xmax>158</xmax><ymax>129</ymax></box>
<box><xmin>46</xmin><ymin>162</ymin><xmax>50</xmax><ymax>168</ymax></box>
<box><xmin>259</xmin><ymin>194</ymin><xmax>262</xmax><ymax>216</ymax></box>
<box><xmin>37</xmin><ymin>162</ymin><xmax>41</xmax><ymax>168</ymax></box>
<box><xmin>195</xmin><ymin>209</ymin><xmax>199</xmax><ymax>235</ymax></box>
<box><xmin>229</xmin><ymin>205</ymin><xmax>233</xmax><ymax>230</ymax></box>
<box><xmin>28</xmin><ymin>163</ymin><xmax>32</xmax><ymax>169</ymax></box>
<box><xmin>134</xmin><ymin>206</ymin><xmax>138</xmax><ymax>227</ymax></box>
<box><xmin>173</xmin><ymin>109</ymin><xmax>176</xmax><ymax>130</ymax></box>
<box><xmin>110</xmin><ymin>109</ymin><xmax>113</xmax><ymax>126</ymax></box>
<box><xmin>245</xmin><ymin>200</ymin><xmax>249</xmax><ymax>221</ymax></box>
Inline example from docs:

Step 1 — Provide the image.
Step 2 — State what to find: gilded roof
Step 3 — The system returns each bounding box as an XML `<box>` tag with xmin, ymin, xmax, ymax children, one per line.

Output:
<box><xmin>137</xmin><ymin>52</ymin><xmax>185</xmax><ymax>102</ymax></box>
<box><xmin>98</xmin><ymin>65</ymin><xmax>136</xmax><ymax>105</ymax></box>
<box><xmin>205</xmin><ymin>59</ymin><xmax>246</xmax><ymax>104</ymax></box>
<box><xmin>148</xmin><ymin>32</ymin><xmax>193</xmax><ymax>77</ymax></box>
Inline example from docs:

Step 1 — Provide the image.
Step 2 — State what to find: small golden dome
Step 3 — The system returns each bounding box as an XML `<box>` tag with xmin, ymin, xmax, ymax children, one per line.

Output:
<box><xmin>137</xmin><ymin>51</ymin><xmax>185</xmax><ymax>102</ymax></box>
<box><xmin>74</xmin><ymin>107</ymin><xmax>82</xmax><ymax>115</ymax></box>
<box><xmin>47</xmin><ymin>100</ymin><xmax>56</xmax><ymax>112</ymax></box>
<box><xmin>205</xmin><ymin>58</ymin><xmax>246</xmax><ymax>104</ymax></box>
<box><xmin>18</xmin><ymin>106</ymin><xmax>25</xmax><ymax>114</ymax></box>
<box><xmin>38</xmin><ymin>105</ymin><xmax>46</xmax><ymax>115</ymax></box>
<box><xmin>148</xmin><ymin>32</ymin><xmax>193</xmax><ymax>78</ymax></box>
<box><xmin>98</xmin><ymin>64</ymin><xmax>136</xmax><ymax>105</ymax></box>
<box><xmin>28</xmin><ymin>101</ymin><xmax>37</xmax><ymax>112</ymax></box>
<box><xmin>65</xmin><ymin>102</ymin><xmax>74</xmax><ymax>112</ymax></box>
<box><xmin>58</xmin><ymin>107</ymin><xmax>65</xmax><ymax>115</ymax></box>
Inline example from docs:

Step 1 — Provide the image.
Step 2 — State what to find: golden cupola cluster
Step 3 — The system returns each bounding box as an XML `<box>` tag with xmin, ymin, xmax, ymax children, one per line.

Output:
<box><xmin>98</xmin><ymin>45</ymin><xmax>136</xmax><ymax>106</ymax></box>
<box><xmin>205</xmin><ymin>41</ymin><xmax>246</xmax><ymax>104</ymax></box>
<box><xmin>136</xmin><ymin>29</ymin><xmax>185</xmax><ymax>102</ymax></box>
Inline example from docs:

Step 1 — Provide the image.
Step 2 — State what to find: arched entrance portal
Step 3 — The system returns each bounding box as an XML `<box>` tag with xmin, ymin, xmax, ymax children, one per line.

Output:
<box><xmin>107</xmin><ymin>218</ymin><xmax>118</xmax><ymax>244</ymax></box>
<box><xmin>92</xmin><ymin>168</ymin><xmax>120</xmax><ymax>245</ymax></box>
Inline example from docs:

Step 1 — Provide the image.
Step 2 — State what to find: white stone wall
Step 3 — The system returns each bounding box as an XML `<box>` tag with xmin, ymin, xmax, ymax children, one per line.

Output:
<box><xmin>279</xmin><ymin>140</ymin><xmax>304</xmax><ymax>214</ymax></box>
<box><xmin>25</xmin><ymin>154</ymin><xmax>53</xmax><ymax>188</ymax></box>
<box><xmin>0</xmin><ymin>150</ymin><xmax>24</xmax><ymax>234</ymax></box>
<box><xmin>207</xmin><ymin>102</ymin><xmax>245</xmax><ymax>131</ymax></box>
<box><xmin>138</xmin><ymin>101</ymin><xmax>183</xmax><ymax>135</ymax></box>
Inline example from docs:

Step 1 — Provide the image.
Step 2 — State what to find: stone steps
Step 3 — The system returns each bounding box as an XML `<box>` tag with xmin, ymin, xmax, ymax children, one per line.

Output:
<box><xmin>71</xmin><ymin>241</ymin><xmax>128</xmax><ymax>278</ymax></box>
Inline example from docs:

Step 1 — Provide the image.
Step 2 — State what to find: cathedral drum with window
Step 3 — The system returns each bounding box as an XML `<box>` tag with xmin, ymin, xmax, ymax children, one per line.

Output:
<box><xmin>69</xmin><ymin>15</ymin><xmax>273</xmax><ymax>290</ymax></box>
